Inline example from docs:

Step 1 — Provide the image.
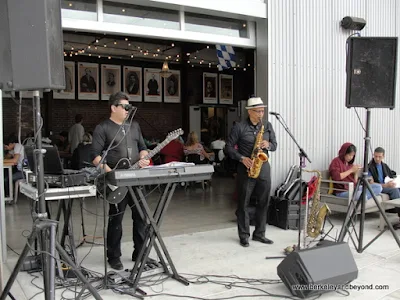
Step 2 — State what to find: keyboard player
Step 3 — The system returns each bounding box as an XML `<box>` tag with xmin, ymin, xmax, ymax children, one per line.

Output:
<box><xmin>91</xmin><ymin>91</ymin><xmax>150</xmax><ymax>271</ymax></box>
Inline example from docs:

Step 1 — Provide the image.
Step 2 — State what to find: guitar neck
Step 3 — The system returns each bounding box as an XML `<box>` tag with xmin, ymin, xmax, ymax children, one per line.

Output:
<box><xmin>130</xmin><ymin>139</ymin><xmax>171</xmax><ymax>169</ymax></box>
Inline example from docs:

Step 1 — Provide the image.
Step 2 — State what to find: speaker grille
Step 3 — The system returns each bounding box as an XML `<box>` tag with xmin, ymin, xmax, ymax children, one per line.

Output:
<box><xmin>277</xmin><ymin>242</ymin><xmax>358</xmax><ymax>298</ymax></box>
<box><xmin>0</xmin><ymin>0</ymin><xmax>65</xmax><ymax>91</ymax></box>
<box><xmin>346</xmin><ymin>37</ymin><xmax>398</xmax><ymax>109</ymax></box>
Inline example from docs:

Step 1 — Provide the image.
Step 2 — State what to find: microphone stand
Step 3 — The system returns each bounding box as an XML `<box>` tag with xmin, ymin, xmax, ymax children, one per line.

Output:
<box><xmin>270</xmin><ymin>113</ymin><xmax>311</xmax><ymax>250</ymax></box>
<box><xmin>95</xmin><ymin>106</ymin><xmax>136</xmax><ymax>289</ymax></box>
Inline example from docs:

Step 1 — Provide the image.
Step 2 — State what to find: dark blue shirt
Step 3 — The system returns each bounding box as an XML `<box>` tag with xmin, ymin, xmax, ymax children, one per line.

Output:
<box><xmin>376</xmin><ymin>164</ymin><xmax>384</xmax><ymax>183</ymax></box>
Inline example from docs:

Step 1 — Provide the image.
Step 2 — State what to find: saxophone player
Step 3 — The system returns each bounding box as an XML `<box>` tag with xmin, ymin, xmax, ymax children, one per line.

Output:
<box><xmin>225</xmin><ymin>97</ymin><xmax>277</xmax><ymax>247</ymax></box>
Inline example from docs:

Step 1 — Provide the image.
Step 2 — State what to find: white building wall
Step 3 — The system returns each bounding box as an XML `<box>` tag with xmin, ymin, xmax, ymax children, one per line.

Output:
<box><xmin>266</xmin><ymin>0</ymin><xmax>400</xmax><ymax>188</ymax></box>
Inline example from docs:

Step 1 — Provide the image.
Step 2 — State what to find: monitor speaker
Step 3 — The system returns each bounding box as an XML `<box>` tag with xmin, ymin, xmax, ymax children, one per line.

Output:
<box><xmin>0</xmin><ymin>0</ymin><xmax>65</xmax><ymax>92</ymax></box>
<box><xmin>277</xmin><ymin>241</ymin><xmax>358</xmax><ymax>299</ymax></box>
<box><xmin>346</xmin><ymin>37</ymin><xmax>398</xmax><ymax>109</ymax></box>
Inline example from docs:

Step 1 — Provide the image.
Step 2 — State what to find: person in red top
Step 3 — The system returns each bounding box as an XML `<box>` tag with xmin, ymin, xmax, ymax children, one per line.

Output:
<box><xmin>329</xmin><ymin>142</ymin><xmax>382</xmax><ymax>200</ymax></box>
<box><xmin>160</xmin><ymin>137</ymin><xmax>184</xmax><ymax>163</ymax></box>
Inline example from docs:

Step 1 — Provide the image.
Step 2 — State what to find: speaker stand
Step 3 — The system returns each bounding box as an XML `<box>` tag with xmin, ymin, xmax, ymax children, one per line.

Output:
<box><xmin>0</xmin><ymin>91</ymin><xmax>102</xmax><ymax>300</ymax></box>
<box><xmin>337</xmin><ymin>108</ymin><xmax>400</xmax><ymax>253</ymax></box>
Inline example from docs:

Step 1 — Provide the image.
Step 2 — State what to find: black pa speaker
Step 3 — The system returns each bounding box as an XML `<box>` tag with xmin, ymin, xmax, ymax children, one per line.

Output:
<box><xmin>0</xmin><ymin>0</ymin><xmax>65</xmax><ymax>92</ymax></box>
<box><xmin>277</xmin><ymin>242</ymin><xmax>358</xmax><ymax>298</ymax></box>
<box><xmin>346</xmin><ymin>37</ymin><xmax>398</xmax><ymax>109</ymax></box>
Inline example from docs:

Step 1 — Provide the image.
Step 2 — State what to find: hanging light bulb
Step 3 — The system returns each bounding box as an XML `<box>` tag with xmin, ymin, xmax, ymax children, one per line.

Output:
<box><xmin>160</xmin><ymin>61</ymin><xmax>172</xmax><ymax>78</ymax></box>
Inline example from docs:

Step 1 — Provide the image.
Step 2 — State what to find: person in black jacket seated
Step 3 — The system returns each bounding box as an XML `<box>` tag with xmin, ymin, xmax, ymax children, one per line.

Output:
<box><xmin>71</xmin><ymin>132</ymin><xmax>92</xmax><ymax>170</ymax></box>
<box><xmin>368</xmin><ymin>147</ymin><xmax>400</xmax><ymax>222</ymax></box>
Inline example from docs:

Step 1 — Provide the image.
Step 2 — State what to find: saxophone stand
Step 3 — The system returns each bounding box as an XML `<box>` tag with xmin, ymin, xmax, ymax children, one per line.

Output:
<box><xmin>0</xmin><ymin>91</ymin><xmax>102</xmax><ymax>300</ymax></box>
<box><xmin>337</xmin><ymin>108</ymin><xmax>400</xmax><ymax>253</ymax></box>
<box><xmin>270</xmin><ymin>112</ymin><xmax>311</xmax><ymax>250</ymax></box>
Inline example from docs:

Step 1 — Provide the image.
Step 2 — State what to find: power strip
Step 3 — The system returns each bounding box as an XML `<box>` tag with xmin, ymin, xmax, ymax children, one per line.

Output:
<box><xmin>110</xmin><ymin>264</ymin><xmax>172</xmax><ymax>284</ymax></box>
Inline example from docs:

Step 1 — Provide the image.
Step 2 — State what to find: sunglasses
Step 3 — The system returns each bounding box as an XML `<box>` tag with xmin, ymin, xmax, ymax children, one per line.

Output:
<box><xmin>116</xmin><ymin>103</ymin><xmax>133</xmax><ymax>111</ymax></box>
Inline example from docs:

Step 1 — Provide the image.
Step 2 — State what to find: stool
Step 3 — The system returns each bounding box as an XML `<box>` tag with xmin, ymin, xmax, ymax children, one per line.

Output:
<box><xmin>13</xmin><ymin>179</ymin><xmax>25</xmax><ymax>204</ymax></box>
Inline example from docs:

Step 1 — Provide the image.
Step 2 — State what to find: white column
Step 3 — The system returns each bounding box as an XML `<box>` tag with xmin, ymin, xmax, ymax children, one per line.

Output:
<box><xmin>0</xmin><ymin>90</ymin><xmax>7</xmax><ymax>268</ymax></box>
<box><xmin>97</xmin><ymin>0</ymin><xmax>103</xmax><ymax>22</ymax></box>
<box><xmin>255</xmin><ymin>18</ymin><xmax>268</xmax><ymax>102</ymax></box>
<box><xmin>179</xmin><ymin>9</ymin><xmax>185</xmax><ymax>31</ymax></box>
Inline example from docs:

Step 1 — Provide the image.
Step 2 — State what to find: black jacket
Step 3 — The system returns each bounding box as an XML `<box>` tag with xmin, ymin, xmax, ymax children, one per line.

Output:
<box><xmin>225</xmin><ymin>118</ymin><xmax>277</xmax><ymax>179</ymax></box>
<box><xmin>368</xmin><ymin>160</ymin><xmax>396</xmax><ymax>183</ymax></box>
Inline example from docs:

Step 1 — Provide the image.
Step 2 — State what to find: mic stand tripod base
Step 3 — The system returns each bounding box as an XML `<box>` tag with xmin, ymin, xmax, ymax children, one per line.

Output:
<box><xmin>0</xmin><ymin>218</ymin><xmax>103</xmax><ymax>300</ymax></box>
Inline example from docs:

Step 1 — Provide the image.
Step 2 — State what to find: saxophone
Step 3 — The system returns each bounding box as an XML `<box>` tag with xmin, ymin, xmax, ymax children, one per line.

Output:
<box><xmin>248</xmin><ymin>120</ymin><xmax>269</xmax><ymax>178</ymax></box>
<box><xmin>305</xmin><ymin>170</ymin><xmax>331</xmax><ymax>238</ymax></box>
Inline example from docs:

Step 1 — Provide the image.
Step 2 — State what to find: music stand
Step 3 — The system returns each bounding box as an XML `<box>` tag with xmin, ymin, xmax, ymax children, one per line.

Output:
<box><xmin>337</xmin><ymin>108</ymin><xmax>400</xmax><ymax>252</ymax></box>
<box><xmin>0</xmin><ymin>91</ymin><xmax>102</xmax><ymax>300</ymax></box>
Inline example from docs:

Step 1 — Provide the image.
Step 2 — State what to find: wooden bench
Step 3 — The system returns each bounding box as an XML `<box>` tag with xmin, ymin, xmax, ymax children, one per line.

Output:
<box><xmin>319</xmin><ymin>170</ymin><xmax>400</xmax><ymax>230</ymax></box>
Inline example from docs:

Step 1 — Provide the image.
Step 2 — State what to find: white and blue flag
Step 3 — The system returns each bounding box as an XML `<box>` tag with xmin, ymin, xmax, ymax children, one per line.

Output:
<box><xmin>216</xmin><ymin>45</ymin><xmax>236</xmax><ymax>71</ymax></box>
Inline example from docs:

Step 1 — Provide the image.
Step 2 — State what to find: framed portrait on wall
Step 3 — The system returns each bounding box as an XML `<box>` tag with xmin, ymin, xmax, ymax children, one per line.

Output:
<box><xmin>219</xmin><ymin>74</ymin><xmax>233</xmax><ymax>105</ymax></box>
<box><xmin>53</xmin><ymin>61</ymin><xmax>75</xmax><ymax>99</ymax></box>
<box><xmin>78</xmin><ymin>62</ymin><xmax>99</xmax><ymax>100</ymax></box>
<box><xmin>164</xmin><ymin>70</ymin><xmax>180</xmax><ymax>103</ymax></box>
<box><xmin>123</xmin><ymin>66</ymin><xmax>142</xmax><ymax>102</ymax></box>
<box><xmin>144</xmin><ymin>68</ymin><xmax>161</xmax><ymax>102</ymax></box>
<box><xmin>203</xmin><ymin>72</ymin><xmax>218</xmax><ymax>104</ymax></box>
<box><xmin>101</xmin><ymin>64</ymin><xmax>121</xmax><ymax>100</ymax></box>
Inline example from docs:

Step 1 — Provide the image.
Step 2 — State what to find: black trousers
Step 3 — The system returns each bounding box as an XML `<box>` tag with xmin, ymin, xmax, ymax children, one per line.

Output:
<box><xmin>107</xmin><ymin>189</ymin><xmax>147</xmax><ymax>261</ymax></box>
<box><xmin>236</xmin><ymin>163</ymin><xmax>271</xmax><ymax>240</ymax></box>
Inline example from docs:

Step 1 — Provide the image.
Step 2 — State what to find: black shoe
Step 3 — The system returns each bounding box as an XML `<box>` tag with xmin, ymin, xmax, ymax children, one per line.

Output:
<box><xmin>108</xmin><ymin>258</ymin><xmax>123</xmax><ymax>270</ymax></box>
<box><xmin>239</xmin><ymin>238</ymin><xmax>249</xmax><ymax>247</ymax></box>
<box><xmin>252</xmin><ymin>236</ymin><xmax>274</xmax><ymax>244</ymax></box>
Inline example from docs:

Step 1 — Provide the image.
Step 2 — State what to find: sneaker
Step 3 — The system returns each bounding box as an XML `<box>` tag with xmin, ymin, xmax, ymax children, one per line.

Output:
<box><xmin>108</xmin><ymin>258</ymin><xmax>123</xmax><ymax>270</ymax></box>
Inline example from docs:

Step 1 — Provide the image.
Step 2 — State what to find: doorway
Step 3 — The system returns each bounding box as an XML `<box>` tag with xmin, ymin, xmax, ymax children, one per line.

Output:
<box><xmin>189</xmin><ymin>105</ymin><xmax>238</xmax><ymax>147</ymax></box>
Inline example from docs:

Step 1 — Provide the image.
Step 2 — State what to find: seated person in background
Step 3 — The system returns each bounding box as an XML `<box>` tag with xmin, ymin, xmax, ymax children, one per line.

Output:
<box><xmin>53</xmin><ymin>131</ymin><xmax>70</xmax><ymax>154</ymax></box>
<box><xmin>329</xmin><ymin>142</ymin><xmax>382</xmax><ymax>200</ymax></box>
<box><xmin>184</xmin><ymin>131</ymin><xmax>213</xmax><ymax>164</ymax></box>
<box><xmin>160</xmin><ymin>137</ymin><xmax>184</xmax><ymax>163</ymax></box>
<box><xmin>368</xmin><ymin>147</ymin><xmax>400</xmax><ymax>219</ymax></box>
<box><xmin>368</xmin><ymin>147</ymin><xmax>399</xmax><ymax>197</ymax></box>
<box><xmin>210</xmin><ymin>136</ymin><xmax>226</xmax><ymax>161</ymax></box>
<box><xmin>4</xmin><ymin>137</ymin><xmax>25</xmax><ymax>195</ymax></box>
<box><xmin>71</xmin><ymin>133</ymin><xmax>92</xmax><ymax>170</ymax></box>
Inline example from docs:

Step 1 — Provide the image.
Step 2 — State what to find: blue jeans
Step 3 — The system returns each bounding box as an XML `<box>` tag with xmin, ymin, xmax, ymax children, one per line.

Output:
<box><xmin>336</xmin><ymin>183</ymin><xmax>383</xmax><ymax>201</ymax></box>
<box><xmin>382</xmin><ymin>187</ymin><xmax>400</xmax><ymax>200</ymax></box>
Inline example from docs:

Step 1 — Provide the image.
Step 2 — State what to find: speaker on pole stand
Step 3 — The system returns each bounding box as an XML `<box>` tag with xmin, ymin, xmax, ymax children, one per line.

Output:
<box><xmin>277</xmin><ymin>35</ymin><xmax>400</xmax><ymax>299</ymax></box>
<box><xmin>337</xmin><ymin>36</ymin><xmax>400</xmax><ymax>252</ymax></box>
<box><xmin>0</xmin><ymin>1</ymin><xmax>102</xmax><ymax>299</ymax></box>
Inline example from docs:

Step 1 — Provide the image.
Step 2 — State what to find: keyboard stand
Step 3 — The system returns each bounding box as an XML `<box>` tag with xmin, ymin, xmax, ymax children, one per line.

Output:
<box><xmin>126</xmin><ymin>182</ymin><xmax>189</xmax><ymax>299</ymax></box>
<box><xmin>56</xmin><ymin>198</ymin><xmax>79</xmax><ymax>264</ymax></box>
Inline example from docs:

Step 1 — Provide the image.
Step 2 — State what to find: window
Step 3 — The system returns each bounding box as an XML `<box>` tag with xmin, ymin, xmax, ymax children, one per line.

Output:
<box><xmin>61</xmin><ymin>0</ymin><xmax>97</xmax><ymax>20</ymax></box>
<box><xmin>185</xmin><ymin>12</ymin><xmax>248</xmax><ymax>38</ymax></box>
<box><xmin>103</xmin><ymin>2</ymin><xmax>180</xmax><ymax>30</ymax></box>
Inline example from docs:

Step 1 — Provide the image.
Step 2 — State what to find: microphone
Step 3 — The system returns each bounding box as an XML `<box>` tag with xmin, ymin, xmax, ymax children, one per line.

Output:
<box><xmin>269</xmin><ymin>112</ymin><xmax>280</xmax><ymax>116</ymax></box>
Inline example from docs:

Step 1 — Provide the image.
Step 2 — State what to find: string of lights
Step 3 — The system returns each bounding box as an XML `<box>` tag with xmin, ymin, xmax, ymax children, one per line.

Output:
<box><xmin>62</xmin><ymin>34</ymin><xmax>252</xmax><ymax>71</ymax></box>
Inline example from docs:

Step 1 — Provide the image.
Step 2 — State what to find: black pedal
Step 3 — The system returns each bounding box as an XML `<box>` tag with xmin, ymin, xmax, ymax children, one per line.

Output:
<box><xmin>21</xmin><ymin>255</ymin><xmax>41</xmax><ymax>272</ymax></box>
<box><xmin>61</xmin><ymin>172</ymin><xmax>87</xmax><ymax>187</ymax></box>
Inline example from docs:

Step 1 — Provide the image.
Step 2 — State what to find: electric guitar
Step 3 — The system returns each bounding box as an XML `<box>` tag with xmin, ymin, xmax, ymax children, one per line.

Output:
<box><xmin>100</xmin><ymin>128</ymin><xmax>184</xmax><ymax>204</ymax></box>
